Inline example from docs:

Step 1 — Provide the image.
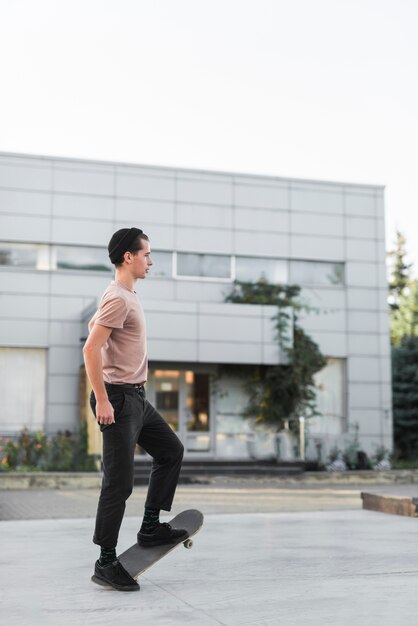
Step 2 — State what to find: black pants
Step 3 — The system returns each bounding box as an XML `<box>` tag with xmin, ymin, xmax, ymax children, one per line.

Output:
<box><xmin>90</xmin><ymin>383</ymin><xmax>184</xmax><ymax>548</ymax></box>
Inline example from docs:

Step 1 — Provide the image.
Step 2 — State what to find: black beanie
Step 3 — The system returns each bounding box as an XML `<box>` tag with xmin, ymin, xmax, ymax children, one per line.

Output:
<box><xmin>108</xmin><ymin>227</ymin><xmax>143</xmax><ymax>263</ymax></box>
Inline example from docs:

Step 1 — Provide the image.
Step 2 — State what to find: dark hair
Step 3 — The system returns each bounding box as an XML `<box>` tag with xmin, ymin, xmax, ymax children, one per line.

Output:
<box><xmin>113</xmin><ymin>233</ymin><xmax>149</xmax><ymax>267</ymax></box>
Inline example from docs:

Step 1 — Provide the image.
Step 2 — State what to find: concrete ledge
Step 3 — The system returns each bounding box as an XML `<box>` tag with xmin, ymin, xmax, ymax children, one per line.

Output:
<box><xmin>0</xmin><ymin>472</ymin><xmax>102</xmax><ymax>490</ymax></box>
<box><xmin>361</xmin><ymin>492</ymin><xmax>418</xmax><ymax>517</ymax></box>
<box><xmin>3</xmin><ymin>469</ymin><xmax>418</xmax><ymax>489</ymax></box>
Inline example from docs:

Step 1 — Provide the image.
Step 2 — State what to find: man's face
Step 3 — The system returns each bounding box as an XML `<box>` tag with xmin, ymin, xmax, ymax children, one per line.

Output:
<box><xmin>129</xmin><ymin>240</ymin><xmax>153</xmax><ymax>279</ymax></box>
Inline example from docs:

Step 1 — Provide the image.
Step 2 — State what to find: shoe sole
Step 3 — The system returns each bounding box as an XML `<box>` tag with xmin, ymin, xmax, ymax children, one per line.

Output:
<box><xmin>91</xmin><ymin>574</ymin><xmax>139</xmax><ymax>592</ymax></box>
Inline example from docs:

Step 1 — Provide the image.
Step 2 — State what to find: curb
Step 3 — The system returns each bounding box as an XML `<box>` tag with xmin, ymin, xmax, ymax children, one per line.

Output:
<box><xmin>2</xmin><ymin>469</ymin><xmax>418</xmax><ymax>490</ymax></box>
<box><xmin>0</xmin><ymin>472</ymin><xmax>102</xmax><ymax>490</ymax></box>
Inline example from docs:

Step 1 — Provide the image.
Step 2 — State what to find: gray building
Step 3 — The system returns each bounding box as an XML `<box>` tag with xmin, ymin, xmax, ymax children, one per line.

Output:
<box><xmin>0</xmin><ymin>151</ymin><xmax>392</xmax><ymax>462</ymax></box>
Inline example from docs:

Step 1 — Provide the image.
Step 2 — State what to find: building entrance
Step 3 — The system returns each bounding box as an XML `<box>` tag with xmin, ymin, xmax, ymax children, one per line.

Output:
<box><xmin>146</xmin><ymin>369</ymin><xmax>213</xmax><ymax>456</ymax></box>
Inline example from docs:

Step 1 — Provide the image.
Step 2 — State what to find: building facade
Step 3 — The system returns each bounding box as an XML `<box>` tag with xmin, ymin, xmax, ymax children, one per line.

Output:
<box><xmin>0</xmin><ymin>152</ymin><xmax>392</xmax><ymax>462</ymax></box>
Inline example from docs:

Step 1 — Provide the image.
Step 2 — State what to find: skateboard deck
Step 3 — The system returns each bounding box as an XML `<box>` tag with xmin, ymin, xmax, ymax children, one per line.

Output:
<box><xmin>118</xmin><ymin>508</ymin><xmax>204</xmax><ymax>580</ymax></box>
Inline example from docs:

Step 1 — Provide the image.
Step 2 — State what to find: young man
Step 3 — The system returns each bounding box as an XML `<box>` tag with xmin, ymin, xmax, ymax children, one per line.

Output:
<box><xmin>83</xmin><ymin>227</ymin><xmax>186</xmax><ymax>592</ymax></box>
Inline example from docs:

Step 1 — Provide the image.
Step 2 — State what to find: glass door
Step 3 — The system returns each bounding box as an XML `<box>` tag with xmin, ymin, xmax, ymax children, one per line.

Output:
<box><xmin>184</xmin><ymin>371</ymin><xmax>212</xmax><ymax>454</ymax></box>
<box><xmin>153</xmin><ymin>370</ymin><xmax>180</xmax><ymax>432</ymax></box>
<box><xmin>147</xmin><ymin>369</ymin><xmax>213</xmax><ymax>456</ymax></box>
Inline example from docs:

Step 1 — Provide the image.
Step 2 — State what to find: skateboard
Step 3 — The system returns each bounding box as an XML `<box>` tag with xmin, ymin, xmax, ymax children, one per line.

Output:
<box><xmin>117</xmin><ymin>508</ymin><xmax>204</xmax><ymax>580</ymax></box>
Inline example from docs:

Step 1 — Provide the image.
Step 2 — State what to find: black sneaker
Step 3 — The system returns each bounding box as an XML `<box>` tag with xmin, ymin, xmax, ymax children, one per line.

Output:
<box><xmin>91</xmin><ymin>559</ymin><xmax>139</xmax><ymax>591</ymax></box>
<box><xmin>137</xmin><ymin>522</ymin><xmax>188</xmax><ymax>547</ymax></box>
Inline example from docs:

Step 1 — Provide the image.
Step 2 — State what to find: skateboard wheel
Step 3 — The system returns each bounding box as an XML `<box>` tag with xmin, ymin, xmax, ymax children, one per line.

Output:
<box><xmin>183</xmin><ymin>539</ymin><xmax>193</xmax><ymax>549</ymax></box>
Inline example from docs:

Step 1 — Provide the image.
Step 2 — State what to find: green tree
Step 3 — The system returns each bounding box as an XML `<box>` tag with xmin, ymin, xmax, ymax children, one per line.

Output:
<box><xmin>224</xmin><ymin>280</ymin><xmax>327</xmax><ymax>429</ymax></box>
<box><xmin>392</xmin><ymin>336</ymin><xmax>418</xmax><ymax>459</ymax></box>
<box><xmin>388</xmin><ymin>230</ymin><xmax>412</xmax><ymax>311</ymax></box>
<box><xmin>391</xmin><ymin>279</ymin><xmax>418</xmax><ymax>347</ymax></box>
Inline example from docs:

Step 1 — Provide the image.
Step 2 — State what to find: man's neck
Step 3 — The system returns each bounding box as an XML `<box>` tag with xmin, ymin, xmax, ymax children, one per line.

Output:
<box><xmin>115</xmin><ymin>270</ymin><xmax>136</xmax><ymax>292</ymax></box>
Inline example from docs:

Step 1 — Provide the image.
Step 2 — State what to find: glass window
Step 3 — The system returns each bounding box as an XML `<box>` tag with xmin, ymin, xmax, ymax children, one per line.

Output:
<box><xmin>149</xmin><ymin>251</ymin><xmax>172</xmax><ymax>278</ymax></box>
<box><xmin>235</xmin><ymin>256</ymin><xmax>288</xmax><ymax>284</ymax></box>
<box><xmin>177</xmin><ymin>253</ymin><xmax>231</xmax><ymax>278</ymax></box>
<box><xmin>0</xmin><ymin>348</ymin><xmax>46</xmax><ymax>432</ymax></box>
<box><xmin>55</xmin><ymin>246</ymin><xmax>112</xmax><ymax>272</ymax></box>
<box><xmin>290</xmin><ymin>261</ymin><xmax>344</xmax><ymax>286</ymax></box>
<box><xmin>0</xmin><ymin>243</ymin><xmax>51</xmax><ymax>270</ymax></box>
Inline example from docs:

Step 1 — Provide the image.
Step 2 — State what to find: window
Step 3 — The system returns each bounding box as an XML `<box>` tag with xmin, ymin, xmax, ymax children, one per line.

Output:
<box><xmin>235</xmin><ymin>256</ymin><xmax>288</xmax><ymax>284</ymax></box>
<box><xmin>176</xmin><ymin>252</ymin><xmax>231</xmax><ymax>279</ymax></box>
<box><xmin>149</xmin><ymin>251</ymin><xmax>172</xmax><ymax>278</ymax></box>
<box><xmin>54</xmin><ymin>246</ymin><xmax>112</xmax><ymax>272</ymax></box>
<box><xmin>0</xmin><ymin>348</ymin><xmax>46</xmax><ymax>432</ymax></box>
<box><xmin>290</xmin><ymin>261</ymin><xmax>344</xmax><ymax>286</ymax></box>
<box><xmin>0</xmin><ymin>243</ymin><xmax>50</xmax><ymax>270</ymax></box>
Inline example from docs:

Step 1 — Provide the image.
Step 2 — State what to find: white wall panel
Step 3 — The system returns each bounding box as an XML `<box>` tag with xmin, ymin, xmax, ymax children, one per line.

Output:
<box><xmin>291</xmin><ymin>213</ymin><xmax>343</xmax><ymax>237</ymax></box>
<box><xmin>234</xmin><ymin>183</ymin><xmax>288</xmax><ymax>209</ymax></box>
<box><xmin>51</xmin><ymin>218</ymin><xmax>114</xmax><ymax>246</ymax></box>
<box><xmin>0</xmin><ymin>293</ymin><xmax>48</xmax><ymax>319</ymax></box>
<box><xmin>290</xmin><ymin>188</ymin><xmax>343</xmax><ymax>214</ymax></box>
<box><xmin>53</xmin><ymin>193</ymin><xmax>113</xmax><ymax>220</ymax></box>
<box><xmin>46</xmin><ymin>403</ymin><xmax>79</xmax><ymax>431</ymax></box>
<box><xmin>300</xmin><ymin>287</ymin><xmax>346</xmax><ymax>309</ymax></box>
<box><xmin>50</xmin><ymin>296</ymin><xmax>93</xmax><ymax>320</ymax></box>
<box><xmin>348</xmin><ymin>356</ymin><xmax>381</xmax><ymax>382</ymax></box>
<box><xmin>290</xmin><ymin>236</ymin><xmax>344</xmax><ymax>261</ymax></box>
<box><xmin>347</xmin><ymin>288</ymin><xmax>379</xmax><ymax>310</ymax></box>
<box><xmin>176</xmin><ymin>226</ymin><xmax>232</xmax><ymax>254</ymax></box>
<box><xmin>116</xmin><ymin>198</ymin><xmax>174</xmax><ymax>225</ymax></box>
<box><xmin>0</xmin><ymin>270</ymin><xmax>50</xmax><ymax>294</ymax></box>
<box><xmin>147</xmin><ymin>311</ymin><xmax>198</xmax><ymax>340</ymax></box>
<box><xmin>348</xmin><ymin>311</ymin><xmax>379</xmax><ymax>333</ymax></box>
<box><xmin>348</xmin><ymin>333</ymin><xmax>380</xmax><ymax>354</ymax></box>
<box><xmin>177</xmin><ymin>178</ymin><xmax>233</xmax><ymax>205</ymax></box>
<box><xmin>49</xmin><ymin>321</ymin><xmax>83</xmax><ymax>345</ymax></box>
<box><xmin>346</xmin><ymin>262</ymin><xmax>378</xmax><ymax>287</ymax></box>
<box><xmin>262</xmin><ymin>343</ymin><xmax>281</xmax><ymax>364</ymax></box>
<box><xmin>47</xmin><ymin>375</ymin><xmax>79</xmax><ymax>404</ymax></box>
<box><xmin>346</xmin><ymin>216</ymin><xmax>376</xmax><ymax>239</ymax></box>
<box><xmin>199</xmin><ymin>340</ymin><xmax>262</xmax><ymax>363</ymax></box>
<box><xmin>53</xmin><ymin>168</ymin><xmax>114</xmax><ymax>196</ymax></box>
<box><xmin>199</xmin><ymin>314</ymin><xmax>262</xmax><ymax>342</ymax></box>
<box><xmin>349</xmin><ymin>383</ymin><xmax>380</xmax><ymax>408</ymax></box>
<box><xmin>48</xmin><ymin>346</ymin><xmax>82</xmax><ymax>374</ymax></box>
<box><xmin>0</xmin><ymin>320</ymin><xmax>49</xmax><ymax>345</ymax></box>
<box><xmin>148</xmin><ymin>339</ymin><xmax>197</xmax><ymax>361</ymax></box>
<box><xmin>306</xmin><ymin>330</ymin><xmax>347</xmax><ymax>357</ymax></box>
<box><xmin>346</xmin><ymin>239</ymin><xmax>377</xmax><ymax>262</ymax></box>
<box><xmin>295</xmin><ymin>307</ymin><xmax>346</xmax><ymax>333</ymax></box>
<box><xmin>235</xmin><ymin>208</ymin><xmax>289</xmax><ymax>232</ymax></box>
<box><xmin>116</xmin><ymin>174</ymin><xmax>175</xmax><ymax>200</ymax></box>
<box><xmin>0</xmin><ymin>214</ymin><xmax>51</xmax><ymax>242</ymax></box>
<box><xmin>0</xmin><ymin>189</ymin><xmax>51</xmax><ymax>216</ymax></box>
<box><xmin>50</xmin><ymin>273</ymin><xmax>110</xmax><ymax>297</ymax></box>
<box><xmin>0</xmin><ymin>163</ymin><xmax>52</xmax><ymax>191</ymax></box>
<box><xmin>177</xmin><ymin>203</ymin><xmax>233</xmax><ymax>229</ymax></box>
<box><xmin>345</xmin><ymin>193</ymin><xmax>376</xmax><ymax>217</ymax></box>
<box><xmin>139</xmin><ymin>279</ymin><xmax>176</xmax><ymax>301</ymax></box>
<box><xmin>234</xmin><ymin>231</ymin><xmax>289</xmax><ymax>257</ymax></box>
<box><xmin>175</xmin><ymin>281</ymin><xmax>228</xmax><ymax>303</ymax></box>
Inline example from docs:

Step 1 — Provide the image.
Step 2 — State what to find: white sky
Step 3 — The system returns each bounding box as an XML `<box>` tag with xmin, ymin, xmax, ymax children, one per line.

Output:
<box><xmin>0</xmin><ymin>0</ymin><xmax>417</xmax><ymax>274</ymax></box>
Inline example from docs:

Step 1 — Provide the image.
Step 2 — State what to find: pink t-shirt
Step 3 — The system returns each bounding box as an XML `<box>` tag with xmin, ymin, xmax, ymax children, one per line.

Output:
<box><xmin>91</xmin><ymin>280</ymin><xmax>148</xmax><ymax>384</ymax></box>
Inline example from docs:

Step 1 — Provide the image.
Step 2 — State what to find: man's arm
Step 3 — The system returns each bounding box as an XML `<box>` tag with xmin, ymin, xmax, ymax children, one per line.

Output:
<box><xmin>83</xmin><ymin>324</ymin><xmax>114</xmax><ymax>425</ymax></box>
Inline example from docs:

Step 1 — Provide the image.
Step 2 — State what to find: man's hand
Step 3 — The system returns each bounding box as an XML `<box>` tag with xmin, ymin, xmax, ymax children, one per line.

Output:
<box><xmin>96</xmin><ymin>398</ymin><xmax>115</xmax><ymax>425</ymax></box>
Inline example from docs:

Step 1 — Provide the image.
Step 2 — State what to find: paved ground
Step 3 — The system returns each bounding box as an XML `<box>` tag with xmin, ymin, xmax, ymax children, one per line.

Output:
<box><xmin>2</xmin><ymin>481</ymin><xmax>418</xmax><ymax>625</ymax></box>
<box><xmin>3</xmin><ymin>509</ymin><xmax>418</xmax><ymax>626</ymax></box>
<box><xmin>1</xmin><ymin>479</ymin><xmax>418</xmax><ymax>520</ymax></box>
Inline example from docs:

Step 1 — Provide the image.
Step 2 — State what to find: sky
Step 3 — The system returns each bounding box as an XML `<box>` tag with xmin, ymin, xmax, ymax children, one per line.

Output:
<box><xmin>0</xmin><ymin>0</ymin><xmax>417</xmax><ymax>274</ymax></box>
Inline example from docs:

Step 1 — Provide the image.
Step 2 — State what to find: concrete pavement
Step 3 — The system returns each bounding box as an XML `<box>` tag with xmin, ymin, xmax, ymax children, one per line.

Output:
<box><xmin>2</xmin><ymin>509</ymin><xmax>418</xmax><ymax>625</ymax></box>
<box><xmin>2</xmin><ymin>481</ymin><xmax>418</xmax><ymax>625</ymax></box>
